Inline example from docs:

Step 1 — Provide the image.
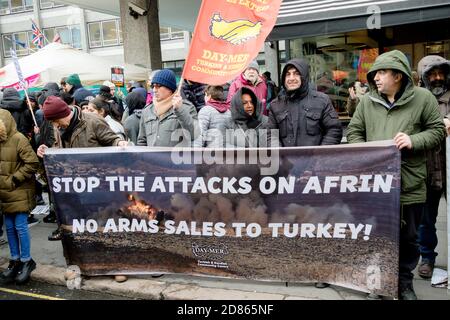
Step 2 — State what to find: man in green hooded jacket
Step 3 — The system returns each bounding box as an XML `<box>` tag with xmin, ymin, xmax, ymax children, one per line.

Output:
<box><xmin>347</xmin><ymin>50</ymin><xmax>446</xmax><ymax>300</ymax></box>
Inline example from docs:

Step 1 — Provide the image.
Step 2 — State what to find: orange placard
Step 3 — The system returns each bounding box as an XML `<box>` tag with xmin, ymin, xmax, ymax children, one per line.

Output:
<box><xmin>182</xmin><ymin>0</ymin><xmax>282</xmax><ymax>85</ymax></box>
<box><xmin>357</xmin><ymin>48</ymin><xmax>379</xmax><ymax>83</ymax></box>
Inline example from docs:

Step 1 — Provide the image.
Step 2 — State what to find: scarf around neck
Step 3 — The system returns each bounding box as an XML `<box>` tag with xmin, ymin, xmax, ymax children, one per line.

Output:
<box><xmin>153</xmin><ymin>93</ymin><xmax>175</xmax><ymax>118</ymax></box>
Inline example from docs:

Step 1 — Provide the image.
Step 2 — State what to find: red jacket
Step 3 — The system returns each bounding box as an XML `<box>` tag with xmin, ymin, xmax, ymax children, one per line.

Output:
<box><xmin>227</xmin><ymin>73</ymin><xmax>268</xmax><ymax>115</ymax></box>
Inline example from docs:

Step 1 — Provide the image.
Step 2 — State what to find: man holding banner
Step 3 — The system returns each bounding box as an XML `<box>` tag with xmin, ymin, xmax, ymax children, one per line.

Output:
<box><xmin>137</xmin><ymin>69</ymin><xmax>198</xmax><ymax>147</ymax></box>
<box><xmin>347</xmin><ymin>50</ymin><xmax>446</xmax><ymax>300</ymax></box>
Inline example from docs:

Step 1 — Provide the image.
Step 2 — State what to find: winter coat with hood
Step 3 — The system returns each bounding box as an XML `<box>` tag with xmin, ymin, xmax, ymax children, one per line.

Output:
<box><xmin>265</xmin><ymin>59</ymin><xmax>343</xmax><ymax>147</ymax></box>
<box><xmin>223</xmin><ymin>87</ymin><xmax>268</xmax><ymax>148</ymax></box>
<box><xmin>227</xmin><ymin>73</ymin><xmax>268</xmax><ymax>113</ymax></box>
<box><xmin>0</xmin><ymin>88</ymin><xmax>33</xmax><ymax>137</ymax></box>
<box><xmin>123</xmin><ymin>91</ymin><xmax>147</xmax><ymax>145</ymax></box>
<box><xmin>417</xmin><ymin>55</ymin><xmax>450</xmax><ymax>191</ymax></box>
<box><xmin>0</xmin><ymin>109</ymin><xmax>39</xmax><ymax>214</ymax></box>
<box><xmin>347</xmin><ymin>50</ymin><xmax>446</xmax><ymax>205</ymax></box>
<box><xmin>193</xmin><ymin>98</ymin><xmax>231</xmax><ymax>148</ymax></box>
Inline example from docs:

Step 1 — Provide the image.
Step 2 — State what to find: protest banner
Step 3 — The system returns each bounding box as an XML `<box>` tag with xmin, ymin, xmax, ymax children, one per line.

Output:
<box><xmin>182</xmin><ymin>0</ymin><xmax>282</xmax><ymax>85</ymax></box>
<box><xmin>44</xmin><ymin>142</ymin><xmax>400</xmax><ymax>297</ymax></box>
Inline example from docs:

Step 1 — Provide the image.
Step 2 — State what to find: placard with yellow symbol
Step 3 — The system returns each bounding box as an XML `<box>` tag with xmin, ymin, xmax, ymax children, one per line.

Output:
<box><xmin>183</xmin><ymin>0</ymin><xmax>282</xmax><ymax>85</ymax></box>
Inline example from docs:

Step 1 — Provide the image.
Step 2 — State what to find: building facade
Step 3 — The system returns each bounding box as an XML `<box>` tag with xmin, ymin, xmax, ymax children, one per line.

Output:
<box><xmin>0</xmin><ymin>0</ymin><xmax>189</xmax><ymax>70</ymax></box>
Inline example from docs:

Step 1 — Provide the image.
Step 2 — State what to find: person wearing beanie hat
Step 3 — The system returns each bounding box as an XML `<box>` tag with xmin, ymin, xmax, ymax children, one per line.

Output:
<box><xmin>226</xmin><ymin>60</ymin><xmax>268</xmax><ymax>115</ymax></box>
<box><xmin>151</xmin><ymin>69</ymin><xmax>177</xmax><ymax>93</ymax></box>
<box><xmin>66</xmin><ymin>74</ymin><xmax>81</xmax><ymax>86</ymax></box>
<box><xmin>98</xmin><ymin>85</ymin><xmax>113</xmax><ymax>100</ymax></box>
<box><xmin>38</xmin><ymin>97</ymin><xmax>127</xmax><ymax>153</ymax></box>
<box><xmin>65</xmin><ymin>74</ymin><xmax>82</xmax><ymax>91</ymax></box>
<box><xmin>37</xmin><ymin>96</ymin><xmax>128</xmax><ymax>268</ymax></box>
<box><xmin>42</xmin><ymin>96</ymin><xmax>71</xmax><ymax>122</ymax></box>
<box><xmin>137</xmin><ymin>69</ymin><xmax>198</xmax><ymax>147</ymax></box>
<box><xmin>247</xmin><ymin>60</ymin><xmax>260</xmax><ymax>74</ymax></box>
<box><xmin>63</xmin><ymin>74</ymin><xmax>94</xmax><ymax>105</ymax></box>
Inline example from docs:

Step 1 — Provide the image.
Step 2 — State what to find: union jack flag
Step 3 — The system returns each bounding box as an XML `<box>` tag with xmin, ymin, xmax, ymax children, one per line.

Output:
<box><xmin>31</xmin><ymin>19</ymin><xmax>44</xmax><ymax>49</ymax></box>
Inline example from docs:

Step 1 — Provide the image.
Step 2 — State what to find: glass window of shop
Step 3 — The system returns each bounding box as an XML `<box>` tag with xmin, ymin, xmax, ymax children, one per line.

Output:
<box><xmin>285</xmin><ymin>19</ymin><xmax>450</xmax><ymax>118</ymax></box>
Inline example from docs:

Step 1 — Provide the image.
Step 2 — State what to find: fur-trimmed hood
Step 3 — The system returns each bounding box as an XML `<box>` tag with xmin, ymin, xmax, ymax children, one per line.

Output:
<box><xmin>0</xmin><ymin>109</ymin><xmax>17</xmax><ymax>143</ymax></box>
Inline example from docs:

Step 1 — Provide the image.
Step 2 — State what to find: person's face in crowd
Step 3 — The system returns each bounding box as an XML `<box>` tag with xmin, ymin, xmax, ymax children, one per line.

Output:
<box><xmin>428</xmin><ymin>67</ymin><xmax>446</xmax><ymax>96</ymax></box>
<box><xmin>64</xmin><ymin>83</ymin><xmax>73</xmax><ymax>93</ymax></box>
<box><xmin>242</xmin><ymin>93</ymin><xmax>255</xmax><ymax>116</ymax></box>
<box><xmin>109</xmin><ymin>85</ymin><xmax>116</xmax><ymax>96</ymax></box>
<box><xmin>354</xmin><ymin>81</ymin><xmax>368</xmax><ymax>95</ymax></box>
<box><xmin>85</xmin><ymin>103</ymin><xmax>105</xmax><ymax>117</ymax></box>
<box><xmin>244</xmin><ymin>68</ymin><xmax>259</xmax><ymax>84</ymax></box>
<box><xmin>60</xmin><ymin>80</ymin><xmax>67</xmax><ymax>92</ymax></box>
<box><xmin>152</xmin><ymin>83</ymin><xmax>173</xmax><ymax>102</ymax></box>
<box><xmin>81</xmin><ymin>104</ymin><xmax>90</xmax><ymax>113</ymax></box>
<box><xmin>51</xmin><ymin>114</ymin><xmax>72</xmax><ymax>130</ymax></box>
<box><xmin>204</xmin><ymin>92</ymin><xmax>211</xmax><ymax>103</ymax></box>
<box><xmin>285</xmin><ymin>67</ymin><xmax>302</xmax><ymax>91</ymax></box>
<box><xmin>374</xmin><ymin>69</ymin><xmax>402</xmax><ymax>96</ymax></box>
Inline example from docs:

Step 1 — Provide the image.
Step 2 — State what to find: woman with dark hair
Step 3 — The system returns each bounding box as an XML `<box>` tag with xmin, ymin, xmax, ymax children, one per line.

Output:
<box><xmin>123</xmin><ymin>91</ymin><xmax>147</xmax><ymax>145</ymax></box>
<box><xmin>86</xmin><ymin>98</ymin><xmax>126</xmax><ymax>141</ymax></box>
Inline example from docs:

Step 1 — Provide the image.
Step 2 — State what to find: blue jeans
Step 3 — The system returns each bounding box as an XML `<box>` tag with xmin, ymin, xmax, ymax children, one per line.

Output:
<box><xmin>4</xmin><ymin>213</ymin><xmax>32</xmax><ymax>262</ymax></box>
<box><xmin>418</xmin><ymin>188</ymin><xmax>442</xmax><ymax>264</ymax></box>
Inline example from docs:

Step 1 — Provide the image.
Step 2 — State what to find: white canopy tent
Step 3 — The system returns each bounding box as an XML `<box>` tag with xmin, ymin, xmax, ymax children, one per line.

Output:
<box><xmin>0</xmin><ymin>42</ymin><xmax>150</xmax><ymax>89</ymax></box>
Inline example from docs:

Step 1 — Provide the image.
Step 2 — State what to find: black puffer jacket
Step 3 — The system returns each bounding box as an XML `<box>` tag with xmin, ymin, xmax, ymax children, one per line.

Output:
<box><xmin>266</xmin><ymin>59</ymin><xmax>342</xmax><ymax>146</ymax></box>
<box><xmin>0</xmin><ymin>88</ymin><xmax>32</xmax><ymax>137</ymax></box>
<box><xmin>182</xmin><ymin>80</ymin><xmax>206</xmax><ymax>112</ymax></box>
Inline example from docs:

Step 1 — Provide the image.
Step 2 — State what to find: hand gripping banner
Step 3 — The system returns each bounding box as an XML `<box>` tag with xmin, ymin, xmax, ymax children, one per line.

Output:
<box><xmin>182</xmin><ymin>0</ymin><xmax>282</xmax><ymax>85</ymax></box>
<box><xmin>44</xmin><ymin>142</ymin><xmax>401</xmax><ymax>298</ymax></box>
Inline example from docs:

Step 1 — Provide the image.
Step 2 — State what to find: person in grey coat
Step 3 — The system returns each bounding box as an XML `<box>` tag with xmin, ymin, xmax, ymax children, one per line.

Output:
<box><xmin>137</xmin><ymin>69</ymin><xmax>198</xmax><ymax>147</ymax></box>
<box><xmin>193</xmin><ymin>85</ymin><xmax>231</xmax><ymax>148</ymax></box>
<box><xmin>123</xmin><ymin>91</ymin><xmax>147</xmax><ymax>145</ymax></box>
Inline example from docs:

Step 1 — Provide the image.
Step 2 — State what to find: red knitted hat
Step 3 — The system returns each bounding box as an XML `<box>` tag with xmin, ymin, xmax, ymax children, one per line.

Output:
<box><xmin>43</xmin><ymin>96</ymin><xmax>71</xmax><ymax>121</ymax></box>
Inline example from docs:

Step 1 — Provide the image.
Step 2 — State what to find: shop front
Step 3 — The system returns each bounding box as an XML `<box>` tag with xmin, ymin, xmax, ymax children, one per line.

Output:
<box><xmin>269</xmin><ymin>0</ymin><xmax>450</xmax><ymax>119</ymax></box>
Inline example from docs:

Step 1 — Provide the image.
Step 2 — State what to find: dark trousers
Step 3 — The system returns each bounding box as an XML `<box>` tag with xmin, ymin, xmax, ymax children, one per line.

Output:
<box><xmin>0</xmin><ymin>213</ymin><xmax>3</xmax><ymax>238</ymax></box>
<box><xmin>35</xmin><ymin>180</ymin><xmax>43</xmax><ymax>199</ymax></box>
<box><xmin>418</xmin><ymin>187</ymin><xmax>443</xmax><ymax>263</ymax></box>
<box><xmin>399</xmin><ymin>203</ymin><xmax>424</xmax><ymax>287</ymax></box>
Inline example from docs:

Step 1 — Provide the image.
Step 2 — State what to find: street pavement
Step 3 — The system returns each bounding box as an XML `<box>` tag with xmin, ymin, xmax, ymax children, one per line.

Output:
<box><xmin>0</xmin><ymin>197</ymin><xmax>449</xmax><ymax>300</ymax></box>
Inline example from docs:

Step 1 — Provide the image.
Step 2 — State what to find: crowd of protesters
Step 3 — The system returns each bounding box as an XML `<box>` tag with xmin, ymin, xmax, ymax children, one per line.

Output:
<box><xmin>0</xmin><ymin>50</ymin><xmax>449</xmax><ymax>300</ymax></box>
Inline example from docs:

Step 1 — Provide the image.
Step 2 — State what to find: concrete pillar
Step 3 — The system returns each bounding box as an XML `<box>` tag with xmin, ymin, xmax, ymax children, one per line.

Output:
<box><xmin>0</xmin><ymin>16</ymin><xmax>3</xmax><ymax>67</ymax></box>
<box><xmin>79</xmin><ymin>8</ymin><xmax>89</xmax><ymax>53</ymax></box>
<box><xmin>264</xmin><ymin>41</ymin><xmax>280</xmax><ymax>86</ymax></box>
<box><xmin>32</xmin><ymin>0</ymin><xmax>41</xmax><ymax>29</ymax></box>
<box><xmin>119</xmin><ymin>0</ymin><xmax>162</xmax><ymax>70</ymax></box>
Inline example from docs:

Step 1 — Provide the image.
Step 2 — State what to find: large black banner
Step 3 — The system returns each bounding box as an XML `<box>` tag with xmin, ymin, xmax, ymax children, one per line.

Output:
<box><xmin>44</xmin><ymin>142</ymin><xmax>400</xmax><ymax>297</ymax></box>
